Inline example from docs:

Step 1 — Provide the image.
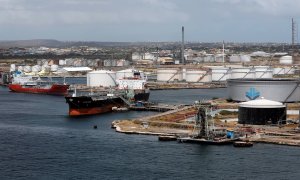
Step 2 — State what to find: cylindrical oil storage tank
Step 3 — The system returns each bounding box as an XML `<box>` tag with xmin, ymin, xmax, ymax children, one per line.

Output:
<box><xmin>10</xmin><ymin>64</ymin><xmax>16</xmax><ymax>72</ymax></box>
<box><xmin>238</xmin><ymin>98</ymin><xmax>286</xmax><ymax>125</ymax></box>
<box><xmin>111</xmin><ymin>59</ymin><xmax>117</xmax><ymax>67</ymax></box>
<box><xmin>284</xmin><ymin>66</ymin><xmax>296</xmax><ymax>74</ymax></box>
<box><xmin>65</xmin><ymin>59</ymin><xmax>75</xmax><ymax>66</ymax></box>
<box><xmin>227</xmin><ymin>78</ymin><xmax>300</xmax><ymax>102</ymax></box>
<box><xmin>214</xmin><ymin>54</ymin><xmax>224</xmax><ymax>63</ymax></box>
<box><xmin>279</xmin><ymin>56</ymin><xmax>293</xmax><ymax>64</ymax></box>
<box><xmin>73</xmin><ymin>59</ymin><xmax>82</xmax><ymax>67</ymax></box>
<box><xmin>116</xmin><ymin>59</ymin><xmax>125</xmax><ymax>67</ymax></box>
<box><xmin>254</xmin><ymin>66</ymin><xmax>273</xmax><ymax>78</ymax></box>
<box><xmin>240</xmin><ymin>55</ymin><xmax>251</xmax><ymax>63</ymax></box>
<box><xmin>23</xmin><ymin>66</ymin><xmax>32</xmax><ymax>73</ymax></box>
<box><xmin>273</xmin><ymin>67</ymin><xmax>285</xmax><ymax>75</ymax></box>
<box><xmin>196</xmin><ymin>56</ymin><xmax>204</xmax><ymax>63</ymax></box>
<box><xmin>59</xmin><ymin>59</ymin><xmax>66</xmax><ymax>66</ymax></box>
<box><xmin>41</xmin><ymin>59</ymin><xmax>48</xmax><ymax>66</ymax></box>
<box><xmin>87</xmin><ymin>70</ymin><xmax>117</xmax><ymax>87</ymax></box>
<box><xmin>203</xmin><ymin>55</ymin><xmax>214</xmax><ymax>63</ymax></box>
<box><xmin>211</xmin><ymin>67</ymin><xmax>231</xmax><ymax>82</ymax></box>
<box><xmin>157</xmin><ymin>69</ymin><xmax>182</xmax><ymax>82</ymax></box>
<box><xmin>104</xmin><ymin>60</ymin><xmax>112</xmax><ymax>67</ymax></box>
<box><xmin>230</xmin><ymin>67</ymin><xmax>255</xmax><ymax>79</ymax></box>
<box><xmin>80</xmin><ymin>60</ymin><xmax>87</xmax><ymax>67</ymax></box>
<box><xmin>116</xmin><ymin>69</ymin><xmax>135</xmax><ymax>80</ymax></box>
<box><xmin>17</xmin><ymin>66</ymin><xmax>24</xmax><ymax>72</ymax></box>
<box><xmin>123</xmin><ymin>60</ymin><xmax>130</xmax><ymax>66</ymax></box>
<box><xmin>229</xmin><ymin>55</ymin><xmax>241</xmax><ymax>63</ymax></box>
<box><xmin>41</xmin><ymin>65</ymin><xmax>51</xmax><ymax>72</ymax></box>
<box><xmin>86</xmin><ymin>59</ymin><xmax>96</xmax><ymax>67</ymax></box>
<box><xmin>50</xmin><ymin>64</ymin><xmax>59</xmax><ymax>72</ymax></box>
<box><xmin>32</xmin><ymin>65</ymin><xmax>42</xmax><ymax>73</ymax></box>
<box><xmin>185</xmin><ymin>69</ymin><xmax>212</xmax><ymax>83</ymax></box>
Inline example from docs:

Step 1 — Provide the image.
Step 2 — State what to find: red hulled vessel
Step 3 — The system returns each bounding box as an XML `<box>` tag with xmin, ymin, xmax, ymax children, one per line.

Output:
<box><xmin>9</xmin><ymin>76</ymin><xmax>69</xmax><ymax>96</ymax></box>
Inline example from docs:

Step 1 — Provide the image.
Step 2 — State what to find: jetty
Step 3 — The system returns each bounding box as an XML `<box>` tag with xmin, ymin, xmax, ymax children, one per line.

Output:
<box><xmin>112</xmin><ymin>98</ymin><xmax>300</xmax><ymax>147</ymax></box>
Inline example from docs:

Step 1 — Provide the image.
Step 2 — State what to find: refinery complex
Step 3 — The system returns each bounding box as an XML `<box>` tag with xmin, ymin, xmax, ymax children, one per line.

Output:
<box><xmin>1</xmin><ymin>25</ymin><xmax>300</xmax><ymax>147</ymax></box>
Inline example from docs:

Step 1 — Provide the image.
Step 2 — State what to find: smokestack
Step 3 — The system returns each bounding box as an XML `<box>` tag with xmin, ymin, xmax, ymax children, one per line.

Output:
<box><xmin>222</xmin><ymin>40</ymin><xmax>225</xmax><ymax>65</ymax></box>
<box><xmin>181</xmin><ymin>26</ymin><xmax>185</xmax><ymax>64</ymax></box>
<box><xmin>292</xmin><ymin>18</ymin><xmax>295</xmax><ymax>47</ymax></box>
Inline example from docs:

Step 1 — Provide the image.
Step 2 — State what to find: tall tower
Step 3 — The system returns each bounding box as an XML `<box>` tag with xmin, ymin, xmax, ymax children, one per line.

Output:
<box><xmin>292</xmin><ymin>18</ymin><xmax>296</xmax><ymax>47</ymax></box>
<box><xmin>181</xmin><ymin>26</ymin><xmax>185</xmax><ymax>64</ymax></box>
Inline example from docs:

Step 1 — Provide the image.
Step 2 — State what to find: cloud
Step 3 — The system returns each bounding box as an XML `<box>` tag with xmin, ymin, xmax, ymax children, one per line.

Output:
<box><xmin>0</xmin><ymin>0</ymin><xmax>189</xmax><ymax>25</ymax></box>
<box><xmin>212</xmin><ymin>0</ymin><xmax>300</xmax><ymax>17</ymax></box>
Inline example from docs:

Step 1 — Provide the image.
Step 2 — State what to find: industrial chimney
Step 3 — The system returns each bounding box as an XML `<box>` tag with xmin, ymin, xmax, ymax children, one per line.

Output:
<box><xmin>181</xmin><ymin>26</ymin><xmax>185</xmax><ymax>64</ymax></box>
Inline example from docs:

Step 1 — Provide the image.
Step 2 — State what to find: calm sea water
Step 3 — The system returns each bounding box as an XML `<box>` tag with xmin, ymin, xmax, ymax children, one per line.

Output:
<box><xmin>1</xmin><ymin>80</ymin><xmax>300</xmax><ymax>179</ymax></box>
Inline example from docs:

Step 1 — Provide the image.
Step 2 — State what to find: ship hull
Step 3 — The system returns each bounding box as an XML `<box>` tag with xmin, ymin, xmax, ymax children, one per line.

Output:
<box><xmin>134</xmin><ymin>91</ymin><xmax>150</xmax><ymax>102</ymax></box>
<box><xmin>65</xmin><ymin>96</ymin><xmax>124</xmax><ymax>116</ymax></box>
<box><xmin>9</xmin><ymin>84</ymin><xmax>69</xmax><ymax>96</ymax></box>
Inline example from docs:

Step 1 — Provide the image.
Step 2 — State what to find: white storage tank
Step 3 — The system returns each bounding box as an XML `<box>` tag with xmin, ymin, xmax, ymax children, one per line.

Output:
<box><xmin>41</xmin><ymin>59</ymin><xmax>48</xmax><ymax>66</ymax></box>
<box><xmin>123</xmin><ymin>60</ymin><xmax>130</xmax><ymax>66</ymax></box>
<box><xmin>73</xmin><ymin>60</ymin><xmax>82</xmax><ymax>67</ymax></box>
<box><xmin>111</xmin><ymin>59</ymin><xmax>117</xmax><ymax>67</ymax></box>
<box><xmin>211</xmin><ymin>67</ymin><xmax>231</xmax><ymax>82</ymax></box>
<box><xmin>86</xmin><ymin>59</ymin><xmax>96</xmax><ymax>67</ymax></box>
<box><xmin>230</xmin><ymin>67</ymin><xmax>255</xmax><ymax>79</ymax></box>
<box><xmin>214</xmin><ymin>54</ymin><xmax>224</xmax><ymax>63</ymax></box>
<box><xmin>229</xmin><ymin>55</ymin><xmax>241</xmax><ymax>63</ymax></box>
<box><xmin>284</xmin><ymin>66</ymin><xmax>296</xmax><ymax>74</ymax></box>
<box><xmin>255</xmin><ymin>66</ymin><xmax>273</xmax><ymax>78</ymax></box>
<box><xmin>157</xmin><ymin>69</ymin><xmax>183</xmax><ymax>82</ymax></box>
<box><xmin>185</xmin><ymin>69</ymin><xmax>212</xmax><ymax>83</ymax></box>
<box><xmin>279</xmin><ymin>56</ymin><xmax>293</xmax><ymax>64</ymax></box>
<box><xmin>32</xmin><ymin>65</ymin><xmax>42</xmax><ymax>72</ymax></box>
<box><xmin>65</xmin><ymin>59</ymin><xmax>75</xmax><ymax>66</ymax></box>
<box><xmin>10</xmin><ymin>64</ymin><xmax>16</xmax><ymax>72</ymax></box>
<box><xmin>203</xmin><ymin>55</ymin><xmax>215</xmax><ymax>62</ymax></box>
<box><xmin>42</xmin><ymin>65</ymin><xmax>51</xmax><ymax>72</ymax></box>
<box><xmin>240</xmin><ymin>55</ymin><xmax>251</xmax><ymax>62</ymax></box>
<box><xmin>51</xmin><ymin>64</ymin><xmax>59</xmax><ymax>72</ymax></box>
<box><xmin>104</xmin><ymin>60</ymin><xmax>112</xmax><ymax>67</ymax></box>
<box><xmin>59</xmin><ymin>60</ymin><xmax>66</xmax><ymax>66</ymax></box>
<box><xmin>23</xmin><ymin>66</ymin><xmax>32</xmax><ymax>73</ymax></box>
<box><xmin>87</xmin><ymin>70</ymin><xmax>117</xmax><ymax>87</ymax></box>
<box><xmin>132</xmin><ymin>52</ymin><xmax>142</xmax><ymax>61</ymax></box>
<box><xmin>117</xmin><ymin>59</ymin><xmax>125</xmax><ymax>67</ymax></box>
<box><xmin>273</xmin><ymin>67</ymin><xmax>285</xmax><ymax>75</ymax></box>
<box><xmin>82</xmin><ymin>60</ymin><xmax>88</xmax><ymax>67</ymax></box>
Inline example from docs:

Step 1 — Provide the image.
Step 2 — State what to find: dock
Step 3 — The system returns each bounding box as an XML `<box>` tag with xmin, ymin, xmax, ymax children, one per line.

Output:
<box><xmin>129</xmin><ymin>104</ymin><xmax>179</xmax><ymax>112</ymax></box>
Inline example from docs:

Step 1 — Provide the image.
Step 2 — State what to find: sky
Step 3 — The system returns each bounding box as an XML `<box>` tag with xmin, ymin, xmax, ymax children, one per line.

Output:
<box><xmin>0</xmin><ymin>0</ymin><xmax>299</xmax><ymax>42</ymax></box>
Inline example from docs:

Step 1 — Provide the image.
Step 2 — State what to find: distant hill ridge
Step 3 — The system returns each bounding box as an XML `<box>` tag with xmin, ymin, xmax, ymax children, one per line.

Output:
<box><xmin>0</xmin><ymin>39</ymin><xmax>153</xmax><ymax>48</ymax></box>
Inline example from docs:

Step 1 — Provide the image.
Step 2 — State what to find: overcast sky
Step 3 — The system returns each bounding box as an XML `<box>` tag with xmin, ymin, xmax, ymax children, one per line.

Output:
<box><xmin>0</xmin><ymin>0</ymin><xmax>299</xmax><ymax>42</ymax></box>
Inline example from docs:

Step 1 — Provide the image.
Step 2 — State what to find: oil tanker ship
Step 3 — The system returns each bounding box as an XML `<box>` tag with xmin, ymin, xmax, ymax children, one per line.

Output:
<box><xmin>9</xmin><ymin>75</ymin><xmax>69</xmax><ymax>96</ymax></box>
<box><xmin>65</xmin><ymin>77</ymin><xmax>150</xmax><ymax>116</ymax></box>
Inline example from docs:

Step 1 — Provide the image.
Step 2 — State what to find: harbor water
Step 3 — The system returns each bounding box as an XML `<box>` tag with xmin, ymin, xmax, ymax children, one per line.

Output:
<box><xmin>1</xmin><ymin>79</ymin><xmax>300</xmax><ymax>179</ymax></box>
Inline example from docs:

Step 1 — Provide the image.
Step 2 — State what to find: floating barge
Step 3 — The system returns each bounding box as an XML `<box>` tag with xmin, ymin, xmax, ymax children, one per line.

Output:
<box><xmin>178</xmin><ymin>137</ymin><xmax>236</xmax><ymax>145</ymax></box>
<box><xmin>233</xmin><ymin>141</ymin><xmax>253</xmax><ymax>147</ymax></box>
